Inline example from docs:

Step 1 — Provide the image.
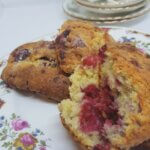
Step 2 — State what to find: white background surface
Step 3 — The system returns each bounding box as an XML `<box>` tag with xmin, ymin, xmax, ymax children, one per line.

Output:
<box><xmin>0</xmin><ymin>0</ymin><xmax>150</xmax><ymax>56</ymax></box>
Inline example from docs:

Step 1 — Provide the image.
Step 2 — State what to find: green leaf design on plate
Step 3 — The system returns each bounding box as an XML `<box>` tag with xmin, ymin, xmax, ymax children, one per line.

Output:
<box><xmin>0</xmin><ymin>135</ymin><xmax>7</xmax><ymax>141</ymax></box>
<box><xmin>2</xmin><ymin>141</ymin><xmax>12</xmax><ymax>148</ymax></box>
<box><xmin>40</xmin><ymin>140</ymin><xmax>46</xmax><ymax>146</ymax></box>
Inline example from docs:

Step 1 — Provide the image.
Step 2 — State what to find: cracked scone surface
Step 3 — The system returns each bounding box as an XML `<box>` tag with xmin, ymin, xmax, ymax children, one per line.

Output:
<box><xmin>59</xmin><ymin>41</ymin><xmax>150</xmax><ymax>150</ymax></box>
<box><xmin>55</xmin><ymin>20</ymin><xmax>109</xmax><ymax>74</ymax></box>
<box><xmin>1</xmin><ymin>41</ymin><xmax>70</xmax><ymax>102</ymax></box>
<box><xmin>100</xmin><ymin>42</ymin><xmax>150</xmax><ymax>149</ymax></box>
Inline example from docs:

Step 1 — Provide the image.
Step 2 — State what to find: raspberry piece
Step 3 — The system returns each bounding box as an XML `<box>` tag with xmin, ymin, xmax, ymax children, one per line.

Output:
<box><xmin>82</xmin><ymin>55</ymin><xmax>100</xmax><ymax>68</ymax></box>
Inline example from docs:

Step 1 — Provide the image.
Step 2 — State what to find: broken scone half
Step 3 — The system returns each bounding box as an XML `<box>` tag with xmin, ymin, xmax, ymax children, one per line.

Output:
<box><xmin>59</xmin><ymin>42</ymin><xmax>150</xmax><ymax>150</ymax></box>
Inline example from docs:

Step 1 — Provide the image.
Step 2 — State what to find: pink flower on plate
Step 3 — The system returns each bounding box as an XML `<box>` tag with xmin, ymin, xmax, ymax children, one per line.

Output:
<box><xmin>13</xmin><ymin>133</ymin><xmax>37</xmax><ymax>149</ymax></box>
<box><xmin>40</xmin><ymin>147</ymin><xmax>46</xmax><ymax>150</ymax></box>
<box><xmin>21</xmin><ymin>134</ymin><xmax>35</xmax><ymax>146</ymax></box>
<box><xmin>12</xmin><ymin>119</ymin><xmax>29</xmax><ymax>131</ymax></box>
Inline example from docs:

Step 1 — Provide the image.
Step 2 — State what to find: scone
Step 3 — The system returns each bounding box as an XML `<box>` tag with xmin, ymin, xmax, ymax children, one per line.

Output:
<box><xmin>1</xmin><ymin>41</ymin><xmax>70</xmax><ymax>102</ymax></box>
<box><xmin>55</xmin><ymin>20</ymin><xmax>109</xmax><ymax>74</ymax></box>
<box><xmin>59</xmin><ymin>41</ymin><xmax>150</xmax><ymax>150</ymax></box>
<box><xmin>131</xmin><ymin>140</ymin><xmax>150</xmax><ymax>150</ymax></box>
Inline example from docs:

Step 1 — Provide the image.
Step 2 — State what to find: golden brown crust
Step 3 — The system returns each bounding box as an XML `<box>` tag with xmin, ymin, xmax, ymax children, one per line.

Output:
<box><xmin>55</xmin><ymin>20</ymin><xmax>108</xmax><ymax>74</ymax></box>
<box><xmin>1</xmin><ymin>41</ymin><xmax>70</xmax><ymax>102</ymax></box>
<box><xmin>105</xmin><ymin>42</ymin><xmax>150</xmax><ymax>148</ymax></box>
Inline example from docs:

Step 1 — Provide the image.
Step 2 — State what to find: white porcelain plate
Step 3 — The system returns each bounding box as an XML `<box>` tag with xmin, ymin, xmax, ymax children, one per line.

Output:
<box><xmin>0</xmin><ymin>27</ymin><xmax>150</xmax><ymax>150</ymax></box>
<box><xmin>76</xmin><ymin>0</ymin><xmax>145</xmax><ymax>8</ymax></box>
<box><xmin>81</xmin><ymin>1</ymin><xmax>146</xmax><ymax>14</ymax></box>
<box><xmin>63</xmin><ymin>0</ymin><xmax>150</xmax><ymax>23</ymax></box>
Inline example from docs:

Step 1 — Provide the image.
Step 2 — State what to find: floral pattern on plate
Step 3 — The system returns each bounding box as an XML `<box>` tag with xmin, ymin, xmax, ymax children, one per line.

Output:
<box><xmin>119</xmin><ymin>36</ymin><xmax>150</xmax><ymax>53</ymax></box>
<box><xmin>0</xmin><ymin>113</ymin><xmax>51</xmax><ymax>150</ymax></box>
<box><xmin>109</xmin><ymin>27</ymin><xmax>150</xmax><ymax>54</ymax></box>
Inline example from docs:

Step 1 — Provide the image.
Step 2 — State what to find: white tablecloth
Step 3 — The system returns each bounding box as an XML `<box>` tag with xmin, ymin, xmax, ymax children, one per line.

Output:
<box><xmin>0</xmin><ymin>0</ymin><xmax>150</xmax><ymax>56</ymax></box>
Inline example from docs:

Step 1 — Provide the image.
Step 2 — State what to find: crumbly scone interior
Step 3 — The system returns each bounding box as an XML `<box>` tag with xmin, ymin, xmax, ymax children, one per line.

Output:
<box><xmin>100</xmin><ymin>55</ymin><xmax>140</xmax><ymax>149</ymax></box>
<box><xmin>59</xmin><ymin>63</ymin><xmax>101</xmax><ymax>149</ymax></box>
<box><xmin>59</xmin><ymin>50</ymin><xmax>117</xmax><ymax>150</ymax></box>
<box><xmin>59</xmin><ymin>42</ymin><xmax>149</xmax><ymax>150</ymax></box>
